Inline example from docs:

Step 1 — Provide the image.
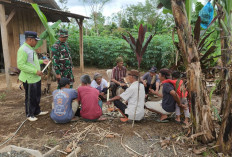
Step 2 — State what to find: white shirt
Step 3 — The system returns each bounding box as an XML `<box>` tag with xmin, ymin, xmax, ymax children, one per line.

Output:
<box><xmin>120</xmin><ymin>81</ymin><xmax>145</xmax><ymax>120</ymax></box>
<box><xmin>90</xmin><ymin>78</ymin><xmax>108</xmax><ymax>91</ymax></box>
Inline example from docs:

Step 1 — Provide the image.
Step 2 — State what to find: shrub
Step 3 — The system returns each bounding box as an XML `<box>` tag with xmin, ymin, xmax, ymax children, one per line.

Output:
<box><xmin>68</xmin><ymin>33</ymin><xmax>176</xmax><ymax>70</ymax></box>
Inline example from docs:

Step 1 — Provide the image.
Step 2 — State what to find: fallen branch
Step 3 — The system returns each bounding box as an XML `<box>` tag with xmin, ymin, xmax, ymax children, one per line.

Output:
<box><xmin>124</xmin><ymin>144</ymin><xmax>143</xmax><ymax>156</ymax></box>
<box><xmin>190</xmin><ymin>132</ymin><xmax>206</xmax><ymax>140</ymax></box>
<box><xmin>133</xmin><ymin>131</ymin><xmax>143</xmax><ymax>140</ymax></box>
<box><xmin>66</xmin><ymin>147</ymin><xmax>81</xmax><ymax>157</ymax></box>
<box><xmin>120</xmin><ymin>135</ymin><xmax>135</xmax><ymax>156</ymax></box>
<box><xmin>44</xmin><ymin>145</ymin><xmax>67</xmax><ymax>155</ymax></box>
<box><xmin>172</xmin><ymin>143</ymin><xmax>177</xmax><ymax>156</ymax></box>
<box><xmin>94</xmin><ymin>144</ymin><xmax>109</xmax><ymax>148</ymax></box>
<box><xmin>43</xmin><ymin>145</ymin><xmax>60</xmax><ymax>157</ymax></box>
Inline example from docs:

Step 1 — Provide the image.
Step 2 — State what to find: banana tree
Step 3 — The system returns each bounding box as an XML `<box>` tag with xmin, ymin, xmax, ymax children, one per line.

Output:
<box><xmin>215</xmin><ymin>0</ymin><xmax>232</xmax><ymax>154</ymax></box>
<box><xmin>31</xmin><ymin>3</ymin><xmax>61</xmax><ymax>93</ymax></box>
<box><xmin>157</xmin><ymin>0</ymin><xmax>196</xmax><ymax>24</ymax></box>
<box><xmin>122</xmin><ymin>24</ymin><xmax>154</xmax><ymax>127</ymax></box>
<box><xmin>31</xmin><ymin>4</ymin><xmax>61</xmax><ymax>49</ymax></box>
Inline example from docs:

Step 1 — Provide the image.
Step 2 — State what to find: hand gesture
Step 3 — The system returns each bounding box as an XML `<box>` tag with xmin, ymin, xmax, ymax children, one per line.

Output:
<box><xmin>149</xmin><ymin>88</ymin><xmax>155</xmax><ymax>94</ymax></box>
<box><xmin>181</xmin><ymin>104</ymin><xmax>188</xmax><ymax>110</ymax></box>
<box><xmin>120</xmin><ymin>83</ymin><xmax>126</xmax><ymax>87</ymax></box>
<box><xmin>143</xmin><ymin>82</ymin><xmax>147</xmax><ymax>87</ymax></box>
<box><xmin>43</xmin><ymin>59</ymin><xmax>49</xmax><ymax>65</ymax></box>
<box><xmin>106</xmin><ymin>101</ymin><xmax>111</xmax><ymax>105</ymax></box>
<box><xmin>36</xmin><ymin>70</ymin><xmax>43</xmax><ymax>76</ymax></box>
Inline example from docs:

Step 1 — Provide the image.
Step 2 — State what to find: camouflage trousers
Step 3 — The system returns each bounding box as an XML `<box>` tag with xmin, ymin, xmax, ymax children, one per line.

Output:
<box><xmin>57</xmin><ymin>69</ymin><xmax>74</xmax><ymax>89</ymax></box>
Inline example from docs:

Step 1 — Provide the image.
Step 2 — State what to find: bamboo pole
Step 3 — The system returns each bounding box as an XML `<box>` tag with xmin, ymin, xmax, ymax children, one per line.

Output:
<box><xmin>0</xmin><ymin>4</ymin><xmax>12</xmax><ymax>90</ymax></box>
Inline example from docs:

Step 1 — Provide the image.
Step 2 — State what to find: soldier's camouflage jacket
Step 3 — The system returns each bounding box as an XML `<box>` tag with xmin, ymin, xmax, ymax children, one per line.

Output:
<box><xmin>51</xmin><ymin>40</ymin><xmax>74</xmax><ymax>83</ymax></box>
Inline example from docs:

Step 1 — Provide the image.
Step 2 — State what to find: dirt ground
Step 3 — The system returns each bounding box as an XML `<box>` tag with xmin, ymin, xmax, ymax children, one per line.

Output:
<box><xmin>0</xmin><ymin>67</ymin><xmax>221</xmax><ymax>157</ymax></box>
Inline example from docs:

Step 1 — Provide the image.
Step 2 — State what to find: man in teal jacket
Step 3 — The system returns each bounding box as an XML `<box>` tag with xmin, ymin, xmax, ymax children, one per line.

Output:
<box><xmin>17</xmin><ymin>31</ymin><xmax>49</xmax><ymax>122</ymax></box>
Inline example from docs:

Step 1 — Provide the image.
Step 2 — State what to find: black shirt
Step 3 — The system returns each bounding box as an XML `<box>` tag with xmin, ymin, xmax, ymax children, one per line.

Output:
<box><xmin>162</xmin><ymin>83</ymin><xmax>176</xmax><ymax>112</ymax></box>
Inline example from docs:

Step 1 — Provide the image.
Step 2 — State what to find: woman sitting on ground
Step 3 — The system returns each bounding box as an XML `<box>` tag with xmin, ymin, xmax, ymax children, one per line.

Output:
<box><xmin>90</xmin><ymin>73</ymin><xmax>108</xmax><ymax>100</ymax></box>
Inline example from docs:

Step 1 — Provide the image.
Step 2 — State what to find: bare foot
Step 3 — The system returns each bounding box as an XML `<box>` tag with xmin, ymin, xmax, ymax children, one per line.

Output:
<box><xmin>160</xmin><ymin>114</ymin><xmax>168</xmax><ymax>121</ymax></box>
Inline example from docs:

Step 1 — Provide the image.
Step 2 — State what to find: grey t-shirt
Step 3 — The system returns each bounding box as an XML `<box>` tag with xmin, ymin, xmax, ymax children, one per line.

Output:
<box><xmin>162</xmin><ymin>83</ymin><xmax>176</xmax><ymax>112</ymax></box>
<box><xmin>142</xmin><ymin>72</ymin><xmax>160</xmax><ymax>84</ymax></box>
<box><xmin>50</xmin><ymin>88</ymin><xmax>77</xmax><ymax>123</ymax></box>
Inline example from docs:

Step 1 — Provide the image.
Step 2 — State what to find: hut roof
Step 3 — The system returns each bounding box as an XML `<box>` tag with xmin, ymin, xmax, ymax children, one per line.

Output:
<box><xmin>0</xmin><ymin>0</ymin><xmax>89</xmax><ymax>22</ymax></box>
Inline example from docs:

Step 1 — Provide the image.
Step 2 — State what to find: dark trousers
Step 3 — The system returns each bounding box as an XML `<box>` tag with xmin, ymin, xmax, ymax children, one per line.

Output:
<box><xmin>110</xmin><ymin>82</ymin><xmax>127</xmax><ymax>97</ymax></box>
<box><xmin>23</xmin><ymin>81</ymin><xmax>41</xmax><ymax>117</ymax></box>
<box><xmin>145</xmin><ymin>83</ymin><xmax>156</xmax><ymax>94</ymax></box>
<box><xmin>113</xmin><ymin>100</ymin><xmax>128</xmax><ymax>117</ymax></box>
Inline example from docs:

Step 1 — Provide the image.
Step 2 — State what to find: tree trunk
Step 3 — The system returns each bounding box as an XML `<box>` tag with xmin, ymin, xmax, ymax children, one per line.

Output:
<box><xmin>216</xmin><ymin>4</ymin><xmax>232</xmax><ymax>152</ymax></box>
<box><xmin>171</xmin><ymin>0</ymin><xmax>216</xmax><ymax>143</ymax></box>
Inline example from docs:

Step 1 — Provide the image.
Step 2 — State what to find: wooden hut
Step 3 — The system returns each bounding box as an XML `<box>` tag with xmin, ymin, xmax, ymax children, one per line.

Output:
<box><xmin>0</xmin><ymin>0</ymin><xmax>89</xmax><ymax>89</ymax></box>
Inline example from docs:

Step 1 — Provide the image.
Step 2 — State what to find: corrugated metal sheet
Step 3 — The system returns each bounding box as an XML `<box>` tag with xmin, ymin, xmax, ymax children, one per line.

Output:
<box><xmin>0</xmin><ymin>0</ymin><xmax>89</xmax><ymax>22</ymax></box>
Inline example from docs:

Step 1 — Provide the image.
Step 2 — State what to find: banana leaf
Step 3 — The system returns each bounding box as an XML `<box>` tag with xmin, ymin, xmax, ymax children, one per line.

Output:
<box><xmin>31</xmin><ymin>3</ymin><xmax>58</xmax><ymax>46</ymax></box>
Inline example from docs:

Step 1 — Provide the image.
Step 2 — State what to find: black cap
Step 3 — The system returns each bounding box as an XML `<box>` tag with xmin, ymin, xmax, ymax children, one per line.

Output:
<box><xmin>25</xmin><ymin>31</ymin><xmax>40</xmax><ymax>41</ymax></box>
<box><xmin>59</xmin><ymin>78</ymin><xmax>70</xmax><ymax>88</ymax></box>
<box><xmin>149</xmin><ymin>66</ymin><xmax>157</xmax><ymax>73</ymax></box>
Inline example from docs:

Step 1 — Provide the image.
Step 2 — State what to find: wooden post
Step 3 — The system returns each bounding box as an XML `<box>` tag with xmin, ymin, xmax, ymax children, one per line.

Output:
<box><xmin>76</xmin><ymin>18</ymin><xmax>84</xmax><ymax>72</ymax></box>
<box><xmin>0</xmin><ymin>4</ymin><xmax>12</xmax><ymax>90</ymax></box>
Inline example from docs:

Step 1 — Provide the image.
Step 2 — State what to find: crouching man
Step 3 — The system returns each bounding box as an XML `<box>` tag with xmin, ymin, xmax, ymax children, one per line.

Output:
<box><xmin>50</xmin><ymin>78</ymin><xmax>78</xmax><ymax>123</ymax></box>
<box><xmin>145</xmin><ymin>68</ymin><xmax>186</xmax><ymax>122</ymax></box>
<box><xmin>107</xmin><ymin>70</ymin><xmax>145</xmax><ymax>122</ymax></box>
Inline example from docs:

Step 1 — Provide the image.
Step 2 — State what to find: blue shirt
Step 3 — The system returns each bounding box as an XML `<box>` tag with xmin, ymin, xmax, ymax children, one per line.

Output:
<box><xmin>50</xmin><ymin>88</ymin><xmax>77</xmax><ymax>123</ymax></box>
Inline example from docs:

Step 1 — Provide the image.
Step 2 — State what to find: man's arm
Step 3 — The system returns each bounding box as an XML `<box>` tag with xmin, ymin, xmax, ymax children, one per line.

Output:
<box><xmin>106</xmin><ymin>96</ymin><xmax>121</xmax><ymax>104</ymax></box>
<box><xmin>155</xmin><ymin>82</ymin><xmax>159</xmax><ymax>92</ymax></box>
<box><xmin>51</xmin><ymin>45</ymin><xmax>61</xmax><ymax>79</ymax></box>
<box><xmin>170</xmin><ymin>90</ymin><xmax>187</xmax><ymax>109</ymax></box>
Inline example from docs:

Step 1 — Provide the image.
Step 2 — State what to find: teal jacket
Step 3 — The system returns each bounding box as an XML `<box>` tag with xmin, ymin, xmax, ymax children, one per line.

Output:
<box><xmin>17</xmin><ymin>43</ymin><xmax>43</xmax><ymax>84</ymax></box>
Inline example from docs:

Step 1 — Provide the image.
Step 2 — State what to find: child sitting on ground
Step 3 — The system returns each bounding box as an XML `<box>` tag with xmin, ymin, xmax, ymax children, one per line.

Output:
<box><xmin>162</xmin><ymin>71</ymin><xmax>189</xmax><ymax>125</ymax></box>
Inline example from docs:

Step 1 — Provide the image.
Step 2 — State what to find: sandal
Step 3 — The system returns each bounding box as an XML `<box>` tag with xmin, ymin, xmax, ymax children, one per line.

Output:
<box><xmin>120</xmin><ymin>117</ymin><xmax>129</xmax><ymax>122</ymax></box>
<box><xmin>156</xmin><ymin>119</ymin><xmax>169</xmax><ymax>123</ymax></box>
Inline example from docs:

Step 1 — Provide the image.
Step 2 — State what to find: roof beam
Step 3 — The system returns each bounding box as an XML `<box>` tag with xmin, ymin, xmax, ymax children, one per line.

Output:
<box><xmin>6</xmin><ymin>8</ymin><xmax>15</xmax><ymax>26</ymax></box>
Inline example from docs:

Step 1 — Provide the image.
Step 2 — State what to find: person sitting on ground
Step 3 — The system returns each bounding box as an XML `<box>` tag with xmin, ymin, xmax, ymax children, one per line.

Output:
<box><xmin>145</xmin><ymin>68</ymin><xmax>187</xmax><ymax>122</ymax></box>
<box><xmin>162</xmin><ymin>71</ymin><xmax>189</xmax><ymax>125</ymax></box>
<box><xmin>107</xmin><ymin>70</ymin><xmax>145</xmax><ymax>122</ymax></box>
<box><xmin>77</xmin><ymin>75</ymin><xmax>105</xmax><ymax>121</ymax></box>
<box><xmin>91</xmin><ymin>73</ymin><xmax>108</xmax><ymax>100</ymax></box>
<box><xmin>141</xmin><ymin>66</ymin><xmax>160</xmax><ymax>96</ymax></box>
<box><xmin>110</xmin><ymin>57</ymin><xmax>127</xmax><ymax>97</ymax></box>
<box><xmin>50</xmin><ymin>77</ymin><xmax>78</xmax><ymax>123</ymax></box>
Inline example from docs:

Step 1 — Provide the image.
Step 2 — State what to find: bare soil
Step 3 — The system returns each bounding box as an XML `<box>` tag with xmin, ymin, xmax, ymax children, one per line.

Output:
<box><xmin>0</xmin><ymin>67</ymin><xmax>220</xmax><ymax>157</ymax></box>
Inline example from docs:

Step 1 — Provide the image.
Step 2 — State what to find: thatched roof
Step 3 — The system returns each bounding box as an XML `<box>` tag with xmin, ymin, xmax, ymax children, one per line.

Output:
<box><xmin>0</xmin><ymin>0</ymin><xmax>89</xmax><ymax>22</ymax></box>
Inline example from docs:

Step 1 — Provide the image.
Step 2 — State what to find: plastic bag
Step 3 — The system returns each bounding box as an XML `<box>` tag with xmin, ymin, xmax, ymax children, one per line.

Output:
<box><xmin>199</xmin><ymin>1</ymin><xmax>214</xmax><ymax>29</ymax></box>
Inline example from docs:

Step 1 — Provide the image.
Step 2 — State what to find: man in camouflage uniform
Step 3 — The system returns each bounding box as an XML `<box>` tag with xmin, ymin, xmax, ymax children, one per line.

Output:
<box><xmin>51</xmin><ymin>29</ymin><xmax>74</xmax><ymax>88</ymax></box>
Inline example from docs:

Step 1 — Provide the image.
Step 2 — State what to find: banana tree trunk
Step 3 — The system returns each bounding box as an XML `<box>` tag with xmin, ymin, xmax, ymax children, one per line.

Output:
<box><xmin>216</xmin><ymin>17</ymin><xmax>232</xmax><ymax>153</ymax></box>
<box><xmin>171</xmin><ymin>0</ymin><xmax>215</xmax><ymax>143</ymax></box>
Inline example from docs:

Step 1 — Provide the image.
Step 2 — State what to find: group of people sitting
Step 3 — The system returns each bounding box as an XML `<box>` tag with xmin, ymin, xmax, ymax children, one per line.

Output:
<box><xmin>50</xmin><ymin>57</ymin><xmax>190</xmax><ymax>125</ymax></box>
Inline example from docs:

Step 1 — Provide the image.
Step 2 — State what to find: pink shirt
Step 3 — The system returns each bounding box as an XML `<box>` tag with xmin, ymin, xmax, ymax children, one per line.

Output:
<box><xmin>77</xmin><ymin>86</ymin><xmax>102</xmax><ymax>120</ymax></box>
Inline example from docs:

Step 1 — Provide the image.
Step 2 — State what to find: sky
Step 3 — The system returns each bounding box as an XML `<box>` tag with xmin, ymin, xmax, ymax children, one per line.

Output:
<box><xmin>55</xmin><ymin>0</ymin><xmax>207</xmax><ymax>17</ymax></box>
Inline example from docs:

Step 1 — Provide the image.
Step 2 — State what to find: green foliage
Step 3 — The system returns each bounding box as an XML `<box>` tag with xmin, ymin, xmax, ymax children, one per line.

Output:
<box><xmin>68</xmin><ymin>31</ymin><xmax>175</xmax><ymax>70</ymax></box>
<box><xmin>0</xmin><ymin>92</ymin><xmax>6</xmax><ymax>101</ymax></box>
<box><xmin>31</xmin><ymin>4</ymin><xmax>61</xmax><ymax>49</ymax></box>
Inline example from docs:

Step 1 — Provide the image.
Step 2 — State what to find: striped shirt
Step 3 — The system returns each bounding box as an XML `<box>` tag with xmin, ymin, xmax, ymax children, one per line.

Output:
<box><xmin>112</xmin><ymin>66</ymin><xmax>127</xmax><ymax>82</ymax></box>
